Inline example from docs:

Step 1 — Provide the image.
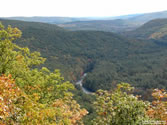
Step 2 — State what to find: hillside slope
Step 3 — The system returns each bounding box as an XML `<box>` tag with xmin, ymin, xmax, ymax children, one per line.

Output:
<box><xmin>1</xmin><ymin>19</ymin><xmax>167</xmax><ymax>99</ymax></box>
<box><xmin>0</xmin><ymin>19</ymin><xmax>135</xmax><ymax>81</ymax></box>
<box><xmin>125</xmin><ymin>19</ymin><xmax>167</xmax><ymax>40</ymax></box>
<box><xmin>127</xmin><ymin>10</ymin><xmax>167</xmax><ymax>25</ymax></box>
<box><xmin>58</xmin><ymin>19</ymin><xmax>138</xmax><ymax>32</ymax></box>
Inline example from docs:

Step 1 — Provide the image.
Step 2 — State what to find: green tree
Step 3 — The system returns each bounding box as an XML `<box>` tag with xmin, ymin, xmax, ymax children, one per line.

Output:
<box><xmin>92</xmin><ymin>83</ymin><xmax>150</xmax><ymax>125</ymax></box>
<box><xmin>0</xmin><ymin>22</ymin><xmax>88</xmax><ymax>124</ymax></box>
<box><xmin>0</xmin><ymin>22</ymin><xmax>45</xmax><ymax>86</ymax></box>
<box><xmin>0</xmin><ymin>22</ymin><xmax>73</xmax><ymax>99</ymax></box>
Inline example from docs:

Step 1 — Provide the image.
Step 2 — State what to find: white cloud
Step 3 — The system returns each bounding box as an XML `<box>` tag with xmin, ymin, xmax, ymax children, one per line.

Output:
<box><xmin>1</xmin><ymin>0</ymin><xmax>167</xmax><ymax>17</ymax></box>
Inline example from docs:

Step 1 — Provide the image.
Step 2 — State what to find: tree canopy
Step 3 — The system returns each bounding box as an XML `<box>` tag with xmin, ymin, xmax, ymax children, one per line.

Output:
<box><xmin>0</xmin><ymin>22</ymin><xmax>88</xmax><ymax>124</ymax></box>
<box><xmin>0</xmin><ymin>22</ymin><xmax>167</xmax><ymax>125</ymax></box>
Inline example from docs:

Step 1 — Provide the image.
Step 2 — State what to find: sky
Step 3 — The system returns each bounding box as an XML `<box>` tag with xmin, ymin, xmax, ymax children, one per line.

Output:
<box><xmin>1</xmin><ymin>0</ymin><xmax>167</xmax><ymax>17</ymax></box>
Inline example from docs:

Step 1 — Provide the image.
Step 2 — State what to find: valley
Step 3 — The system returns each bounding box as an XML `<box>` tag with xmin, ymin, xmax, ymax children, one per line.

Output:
<box><xmin>1</xmin><ymin>0</ymin><xmax>167</xmax><ymax>123</ymax></box>
<box><xmin>1</xmin><ymin>17</ymin><xmax>167</xmax><ymax>100</ymax></box>
<box><xmin>1</xmin><ymin>18</ymin><xmax>167</xmax><ymax>96</ymax></box>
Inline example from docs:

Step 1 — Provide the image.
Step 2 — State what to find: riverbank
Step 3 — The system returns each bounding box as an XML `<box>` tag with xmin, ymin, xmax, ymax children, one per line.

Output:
<box><xmin>76</xmin><ymin>73</ymin><xmax>93</xmax><ymax>94</ymax></box>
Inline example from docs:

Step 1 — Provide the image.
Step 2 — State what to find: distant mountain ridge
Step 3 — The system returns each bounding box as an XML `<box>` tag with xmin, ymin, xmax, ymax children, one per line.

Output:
<box><xmin>1</xmin><ymin>14</ymin><xmax>141</xmax><ymax>24</ymax></box>
<box><xmin>127</xmin><ymin>10</ymin><xmax>167</xmax><ymax>25</ymax></box>
<box><xmin>2</xmin><ymin>16</ymin><xmax>93</xmax><ymax>24</ymax></box>
<box><xmin>2</xmin><ymin>10</ymin><xmax>167</xmax><ymax>33</ymax></box>
<box><xmin>58</xmin><ymin>19</ymin><xmax>138</xmax><ymax>32</ymax></box>
<box><xmin>58</xmin><ymin>10</ymin><xmax>167</xmax><ymax>33</ymax></box>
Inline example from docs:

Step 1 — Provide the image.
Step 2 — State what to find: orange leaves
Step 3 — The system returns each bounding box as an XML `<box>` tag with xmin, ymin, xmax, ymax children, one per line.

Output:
<box><xmin>0</xmin><ymin>75</ymin><xmax>88</xmax><ymax>124</ymax></box>
<box><xmin>152</xmin><ymin>89</ymin><xmax>167</xmax><ymax>100</ymax></box>
<box><xmin>147</xmin><ymin>89</ymin><xmax>167</xmax><ymax>123</ymax></box>
<box><xmin>0</xmin><ymin>75</ymin><xmax>22</xmax><ymax>124</ymax></box>
<box><xmin>52</xmin><ymin>98</ymin><xmax>88</xmax><ymax>125</ymax></box>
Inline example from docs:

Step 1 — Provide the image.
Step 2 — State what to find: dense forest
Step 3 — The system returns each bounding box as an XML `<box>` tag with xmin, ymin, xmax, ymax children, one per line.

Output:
<box><xmin>1</xmin><ymin>16</ymin><xmax>167</xmax><ymax>124</ymax></box>
<box><xmin>1</xmin><ymin>19</ymin><xmax>167</xmax><ymax>98</ymax></box>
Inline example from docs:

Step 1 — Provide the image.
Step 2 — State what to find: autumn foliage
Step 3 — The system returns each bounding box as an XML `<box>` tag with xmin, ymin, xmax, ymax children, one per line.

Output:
<box><xmin>0</xmin><ymin>75</ymin><xmax>87</xmax><ymax>125</ymax></box>
<box><xmin>0</xmin><ymin>22</ymin><xmax>87</xmax><ymax>125</ymax></box>
<box><xmin>0</xmin><ymin>75</ymin><xmax>21</xmax><ymax>124</ymax></box>
<box><xmin>92</xmin><ymin>83</ymin><xmax>150</xmax><ymax>125</ymax></box>
<box><xmin>147</xmin><ymin>89</ymin><xmax>167</xmax><ymax>124</ymax></box>
<box><xmin>1</xmin><ymin>22</ymin><xmax>167</xmax><ymax>125</ymax></box>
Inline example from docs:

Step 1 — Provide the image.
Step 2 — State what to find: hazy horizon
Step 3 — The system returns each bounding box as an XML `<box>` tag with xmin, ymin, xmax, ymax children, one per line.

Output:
<box><xmin>2</xmin><ymin>10</ymin><xmax>167</xmax><ymax>19</ymax></box>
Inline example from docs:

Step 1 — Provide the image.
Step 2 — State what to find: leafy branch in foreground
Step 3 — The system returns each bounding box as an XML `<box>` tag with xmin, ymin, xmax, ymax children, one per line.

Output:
<box><xmin>0</xmin><ymin>22</ymin><xmax>88</xmax><ymax>124</ymax></box>
<box><xmin>0</xmin><ymin>75</ymin><xmax>88</xmax><ymax>125</ymax></box>
<box><xmin>147</xmin><ymin>89</ymin><xmax>167</xmax><ymax>123</ymax></box>
<box><xmin>92</xmin><ymin>83</ymin><xmax>150</xmax><ymax>125</ymax></box>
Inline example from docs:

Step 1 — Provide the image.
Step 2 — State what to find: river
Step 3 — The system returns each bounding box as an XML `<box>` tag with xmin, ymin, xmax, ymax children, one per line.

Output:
<box><xmin>76</xmin><ymin>73</ymin><xmax>93</xmax><ymax>94</ymax></box>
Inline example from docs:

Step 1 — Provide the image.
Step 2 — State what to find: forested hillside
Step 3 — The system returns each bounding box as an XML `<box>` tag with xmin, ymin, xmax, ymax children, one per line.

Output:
<box><xmin>124</xmin><ymin>18</ymin><xmax>167</xmax><ymax>42</ymax></box>
<box><xmin>0</xmin><ymin>23</ymin><xmax>88</xmax><ymax>124</ymax></box>
<box><xmin>0</xmin><ymin>19</ymin><xmax>139</xmax><ymax>81</ymax></box>
<box><xmin>1</xmin><ymin>19</ymin><xmax>167</xmax><ymax>100</ymax></box>
<box><xmin>1</xmin><ymin>17</ymin><xmax>167</xmax><ymax>124</ymax></box>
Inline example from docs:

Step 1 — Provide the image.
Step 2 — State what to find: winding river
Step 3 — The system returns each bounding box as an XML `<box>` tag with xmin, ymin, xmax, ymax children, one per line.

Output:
<box><xmin>76</xmin><ymin>73</ymin><xmax>93</xmax><ymax>94</ymax></box>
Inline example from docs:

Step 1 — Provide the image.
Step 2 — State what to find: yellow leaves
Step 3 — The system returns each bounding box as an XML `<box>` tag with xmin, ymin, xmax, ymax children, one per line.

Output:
<box><xmin>52</xmin><ymin>99</ymin><xmax>64</xmax><ymax>107</ymax></box>
<box><xmin>52</xmin><ymin>98</ymin><xmax>88</xmax><ymax>125</ymax></box>
<box><xmin>116</xmin><ymin>82</ymin><xmax>134</xmax><ymax>91</ymax></box>
<box><xmin>0</xmin><ymin>23</ymin><xmax>21</xmax><ymax>41</ymax></box>
<box><xmin>32</xmin><ymin>93</ymin><xmax>40</xmax><ymax>101</ymax></box>
<box><xmin>6</xmin><ymin>25</ymin><xmax>22</xmax><ymax>40</ymax></box>
<box><xmin>16</xmin><ymin>55</ymin><xmax>24</xmax><ymax>64</ymax></box>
